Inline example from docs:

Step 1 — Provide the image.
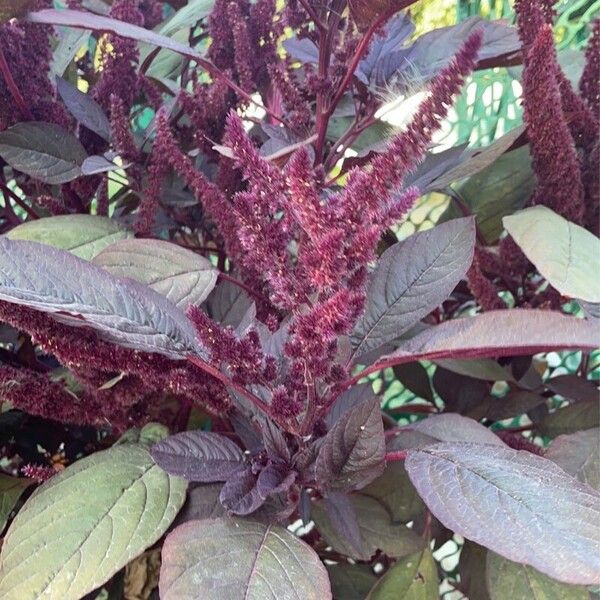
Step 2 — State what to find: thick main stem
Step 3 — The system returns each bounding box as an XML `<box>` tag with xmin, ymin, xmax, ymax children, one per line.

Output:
<box><xmin>0</xmin><ymin>45</ymin><xmax>33</xmax><ymax>121</ymax></box>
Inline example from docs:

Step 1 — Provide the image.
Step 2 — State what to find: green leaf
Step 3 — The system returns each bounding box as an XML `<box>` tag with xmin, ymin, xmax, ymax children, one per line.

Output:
<box><xmin>486</xmin><ymin>553</ymin><xmax>589</xmax><ymax>600</ymax></box>
<box><xmin>538</xmin><ymin>401</ymin><xmax>599</xmax><ymax>438</ymax></box>
<box><xmin>460</xmin><ymin>541</ymin><xmax>490</xmax><ymax>600</ymax></box>
<box><xmin>93</xmin><ymin>238</ymin><xmax>217</xmax><ymax>309</ymax></box>
<box><xmin>358</xmin><ymin>461</ymin><xmax>424</xmax><ymax>523</ymax></box>
<box><xmin>159</xmin><ymin>0</ymin><xmax>215</xmax><ymax>36</ymax></box>
<box><xmin>0</xmin><ymin>122</ymin><xmax>87</xmax><ymax>184</ymax></box>
<box><xmin>159</xmin><ymin>518</ymin><xmax>332</xmax><ymax>600</ymax></box>
<box><xmin>312</xmin><ymin>495</ymin><xmax>425</xmax><ymax>561</ymax></box>
<box><xmin>0</xmin><ymin>444</ymin><xmax>186</xmax><ymax>600</ymax></box>
<box><xmin>0</xmin><ymin>474</ymin><xmax>31</xmax><ymax>534</ymax></box>
<box><xmin>327</xmin><ymin>563</ymin><xmax>377</xmax><ymax>600</ymax></box>
<box><xmin>503</xmin><ymin>206</ymin><xmax>600</xmax><ymax>302</ymax></box>
<box><xmin>367</xmin><ymin>550</ymin><xmax>439</xmax><ymax>599</ymax></box>
<box><xmin>441</xmin><ymin>146</ymin><xmax>534</xmax><ymax>243</ymax></box>
<box><xmin>7</xmin><ymin>215</ymin><xmax>132</xmax><ymax>260</ymax></box>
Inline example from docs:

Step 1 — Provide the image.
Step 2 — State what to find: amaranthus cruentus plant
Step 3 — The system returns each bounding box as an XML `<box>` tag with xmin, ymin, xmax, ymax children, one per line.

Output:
<box><xmin>0</xmin><ymin>0</ymin><xmax>598</xmax><ymax>598</ymax></box>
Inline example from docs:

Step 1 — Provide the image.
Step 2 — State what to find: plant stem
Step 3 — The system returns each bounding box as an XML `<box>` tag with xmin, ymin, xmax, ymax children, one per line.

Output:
<box><xmin>0</xmin><ymin>181</ymin><xmax>39</xmax><ymax>220</ymax></box>
<box><xmin>0</xmin><ymin>45</ymin><xmax>33</xmax><ymax>120</ymax></box>
<box><xmin>385</xmin><ymin>450</ymin><xmax>408</xmax><ymax>462</ymax></box>
<box><xmin>187</xmin><ymin>354</ymin><xmax>280</xmax><ymax>423</ymax></box>
<box><xmin>218</xmin><ymin>272</ymin><xmax>270</xmax><ymax>308</ymax></box>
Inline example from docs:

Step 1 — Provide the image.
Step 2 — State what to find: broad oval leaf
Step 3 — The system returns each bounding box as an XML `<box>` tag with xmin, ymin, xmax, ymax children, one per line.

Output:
<box><xmin>366</xmin><ymin>549</ymin><xmax>438</xmax><ymax>600</ymax></box>
<box><xmin>0</xmin><ymin>122</ymin><xmax>87</xmax><ymax>184</ymax></box>
<box><xmin>93</xmin><ymin>238</ymin><xmax>217</xmax><ymax>309</ymax></box>
<box><xmin>352</xmin><ymin>218</ymin><xmax>475</xmax><ymax>357</ymax></box>
<box><xmin>56</xmin><ymin>76</ymin><xmax>110</xmax><ymax>140</ymax></box>
<box><xmin>312</xmin><ymin>494</ymin><xmax>425</xmax><ymax>561</ymax></box>
<box><xmin>316</xmin><ymin>397</ymin><xmax>385</xmax><ymax>492</ymax></box>
<box><xmin>0</xmin><ymin>238</ymin><xmax>200</xmax><ymax>359</ymax></box>
<box><xmin>378</xmin><ymin>310</ymin><xmax>600</xmax><ymax>367</ymax></box>
<box><xmin>503</xmin><ymin>206</ymin><xmax>600</xmax><ymax>302</ymax></box>
<box><xmin>545</xmin><ymin>428</ymin><xmax>600</xmax><ymax>490</ymax></box>
<box><xmin>486</xmin><ymin>553</ymin><xmax>589</xmax><ymax>600</ymax></box>
<box><xmin>150</xmin><ymin>430</ymin><xmax>244</xmax><ymax>482</ymax></box>
<box><xmin>7</xmin><ymin>215</ymin><xmax>132</xmax><ymax>260</ymax></box>
<box><xmin>405</xmin><ymin>442</ymin><xmax>600</xmax><ymax>585</ymax></box>
<box><xmin>159</xmin><ymin>518</ymin><xmax>332</xmax><ymax>600</ymax></box>
<box><xmin>0</xmin><ymin>444</ymin><xmax>187</xmax><ymax>600</ymax></box>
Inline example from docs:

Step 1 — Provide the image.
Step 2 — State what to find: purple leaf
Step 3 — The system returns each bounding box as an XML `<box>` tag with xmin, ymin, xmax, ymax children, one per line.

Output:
<box><xmin>316</xmin><ymin>397</ymin><xmax>385</xmax><ymax>492</ymax></box>
<box><xmin>546</xmin><ymin>375</ymin><xmax>599</xmax><ymax>404</ymax></box>
<box><xmin>160</xmin><ymin>518</ymin><xmax>332</xmax><ymax>600</ymax></box>
<box><xmin>56</xmin><ymin>76</ymin><xmax>110</xmax><ymax>141</ymax></box>
<box><xmin>282</xmin><ymin>37</ymin><xmax>319</xmax><ymax>63</ymax></box>
<box><xmin>408</xmin><ymin>414</ymin><xmax>504</xmax><ymax>446</ymax></box>
<box><xmin>432</xmin><ymin>367</ymin><xmax>489</xmax><ymax>414</ymax></box>
<box><xmin>323</xmin><ymin>492</ymin><xmax>364</xmax><ymax>558</ymax></box>
<box><xmin>256</xmin><ymin>464</ymin><xmax>295</xmax><ymax>499</ymax></box>
<box><xmin>352</xmin><ymin>218</ymin><xmax>476</xmax><ymax>358</ymax></box>
<box><xmin>150</xmin><ymin>431</ymin><xmax>244</xmax><ymax>482</ymax></box>
<box><xmin>172</xmin><ymin>483</ymin><xmax>226</xmax><ymax>527</ymax></box>
<box><xmin>356</xmin><ymin>13</ymin><xmax>415</xmax><ymax>87</ymax></box>
<box><xmin>546</xmin><ymin>429</ymin><xmax>600</xmax><ymax>491</ymax></box>
<box><xmin>312</xmin><ymin>494</ymin><xmax>425</xmax><ymax>561</ymax></box>
<box><xmin>405</xmin><ymin>442</ymin><xmax>600</xmax><ymax>585</ymax></box>
<box><xmin>81</xmin><ymin>154</ymin><xmax>123</xmax><ymax>175</ymax></box>
<box><xmin>260</xmin><ymin>420</ymin><xmax>291</xmax><ymax>462</ymax></box>
<box><xmin>325</xmin><ymin>382</ymin><xmax>376</xmax><ymax>428</ymax></box>
<box><xmin>409</xmin><ymin>18</ymin><xmax>520</xmax><ymax>81</ymax></box>
<box><xmin>378</xmin><ymin>310</ymin><xmax>600</xmax><ymax>367</ymax></box>
<box><xmin>0</xmin><ymin>121</ymin><xmax>87</xmax><ymax>184</ymax></box>
<box><xmin>0</xmin><ymin>238</ymin><xmax>200</xmax><ymax>359</ymax></box>
<box><xmin>219</xmin><ymin>467</ymin><xmax>265</xmax><ymax>515</ymax></box>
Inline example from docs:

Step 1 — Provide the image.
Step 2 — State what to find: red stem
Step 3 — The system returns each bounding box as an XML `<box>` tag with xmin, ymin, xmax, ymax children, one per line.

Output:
<box><xmin>218</xmin><ymin>272</ymin><xmax>271</xmax><ymax>309</ymax></box>
<box><xmin>0</xmin><ymin>45</ymin><xmax>33</xmax><ymax>120</ymax></box>
<box><xmin>385</xmin><ymin>450</ymin><xmax>408</xmax><ymax>462</ymax></box>
<box><xmin>186</xmin><ymin>354</ymin><xmax>282</xmax><ymax>425</ymax></box>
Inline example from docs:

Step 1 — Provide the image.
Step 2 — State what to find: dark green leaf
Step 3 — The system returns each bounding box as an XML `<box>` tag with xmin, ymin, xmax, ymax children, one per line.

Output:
<box><xmin>327</xmin><ymin>563</ymin><xmax>377</xmax><ymax>600</ymax></box>
<box><xmin>441</xmin><ymin>146</ymin><xmax>534</xmax><ymax>243</ymax></box>
<box><xmin>366</xmin><ymin>550</ymin><xmax>438</xmax><ymax>599</ymax></box>
<box><xmin>312</xmin><ymin>495</ymin><xmax>425</xmax><ymax>561</ymax></box>
<box><xmin>459</xmin><ymin>541</ymin><xmax>490</xmax><ymax>600</ymax></box>
<box><xmin>538</xmin><ymin>401</ymin><xmax>599</xmax><ymax>437</ymax></box>
<box><xmin>0</xmin><ymin>122</ymin><xmax>87</xmax><ymax>184</ymax></box>
<box><xmin>393</xmin><ymin>362</ymin><xmax>434</xmax><ymax>402</ymax></box>
<box><xmin>359</xmin><ymin>461</ymin><xmax>423</xmax><ymax>523</ymax></box>
<box><xmin>0</xmin><ymin>475</ymin><xmax>31</xmax><ymax>534</ymax></box>
<box><xmin>486</xmin><ymin>553</ymin><xmax>589</xmax><ymax>600</ymax></box>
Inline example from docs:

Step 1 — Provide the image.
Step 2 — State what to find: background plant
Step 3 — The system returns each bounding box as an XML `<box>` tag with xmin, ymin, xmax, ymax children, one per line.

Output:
<box><xmin>0</xmin><ymin>0</ymin><xmax>598</xmax><ymax>598</ymax></box>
